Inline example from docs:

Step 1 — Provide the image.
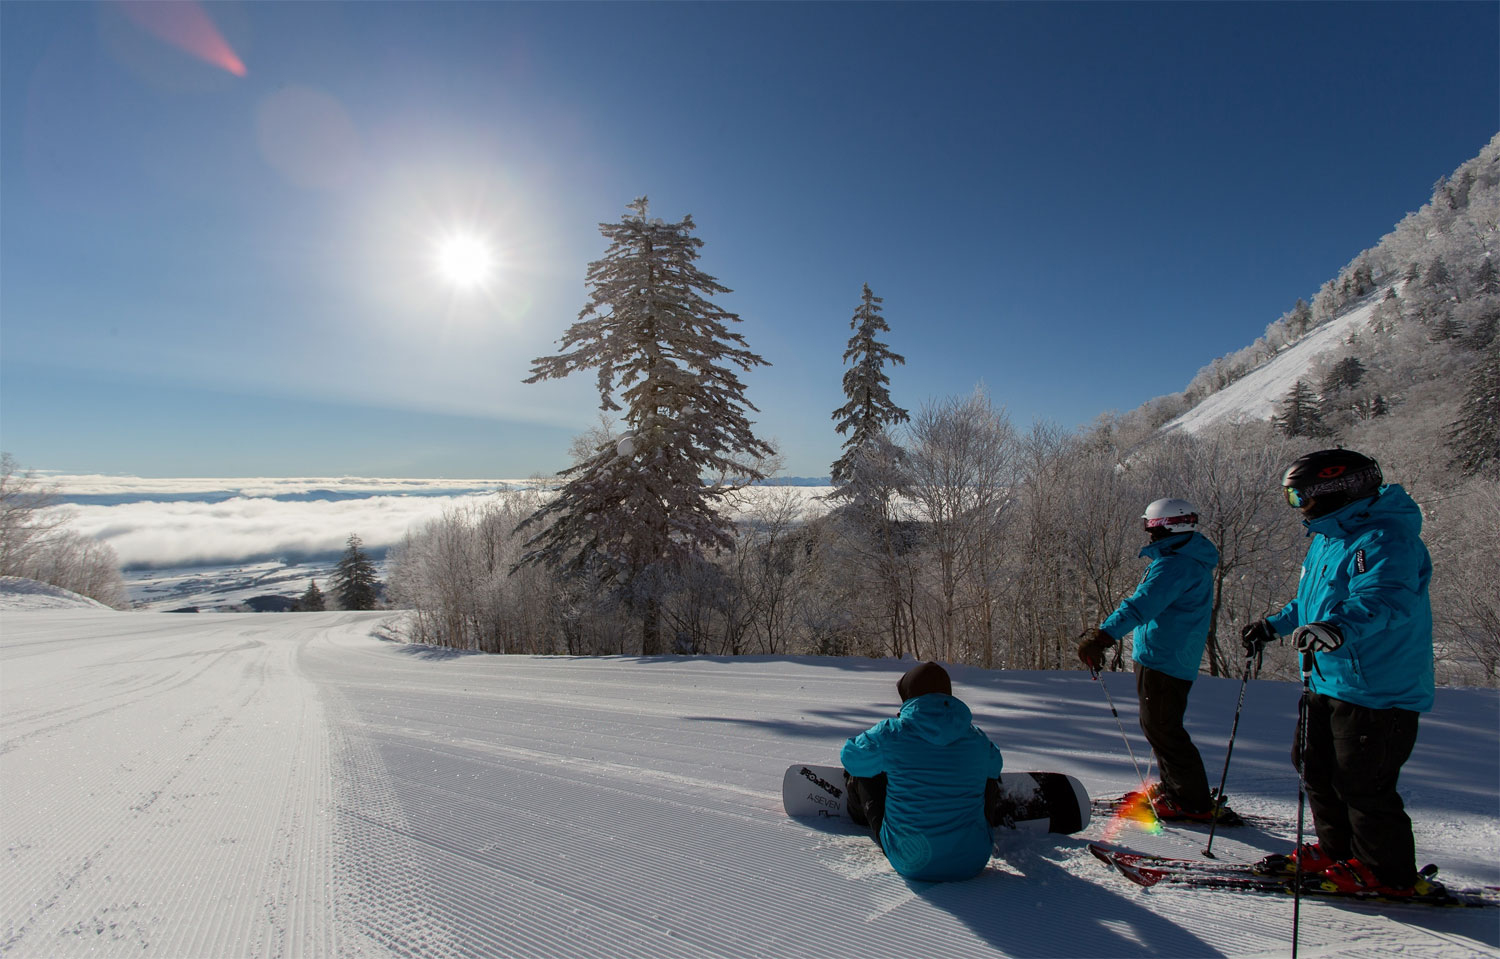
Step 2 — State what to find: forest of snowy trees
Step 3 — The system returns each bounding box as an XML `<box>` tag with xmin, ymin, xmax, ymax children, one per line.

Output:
<box><xmin>380</xmin><ymin>136</ymin><xmax>1497</xmax><ymax>689</ymax></box>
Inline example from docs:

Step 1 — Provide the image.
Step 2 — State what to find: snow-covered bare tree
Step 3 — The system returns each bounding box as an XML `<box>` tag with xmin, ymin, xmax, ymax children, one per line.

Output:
<box><xmin>519</xmin><ymin>197</ymin><xmax>774</xmax><ymax>655</ymax></box>
<box><xmin>0</xmin><ymin>453</ymin><xmax>63</xmax><ymax>576</ymax></box>
<box><xmin>0</xmin><ymin>453</ymin><xmax>126</xmax><ymax>607</ymax></box>
<box><xmin>829</xmin><ymin>284</ymin><xmax>909</xmax><ymax>514</ymax></box>
<box><xmin>904</xmin><ymin>388</ymin><xmax>1019</xmax><ymax>665</ymax></box>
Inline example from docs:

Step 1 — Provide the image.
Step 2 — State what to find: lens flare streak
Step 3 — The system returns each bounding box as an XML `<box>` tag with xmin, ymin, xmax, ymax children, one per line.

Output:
<box><xmin>1100</xmin><ymin>787</ymin><xmax>1164</xmax><ymax>842</ymax></box>
<box><xmin>116</xmin><ymin>0</ymin><xmax>247</xmax><ymax>77</ymax></box>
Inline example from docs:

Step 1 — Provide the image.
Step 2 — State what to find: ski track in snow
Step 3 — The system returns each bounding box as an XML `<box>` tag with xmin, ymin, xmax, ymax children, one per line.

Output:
<box><xmin>2</xmin><ymin>608</ymin><xmax>1497</xmax><ymax>958</ymax></box>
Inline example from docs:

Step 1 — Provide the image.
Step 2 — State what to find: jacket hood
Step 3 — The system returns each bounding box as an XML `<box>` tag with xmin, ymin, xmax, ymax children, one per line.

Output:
<box><xmin>1306</xmin><ymin>484</ymin><xmax>1422</xmax><ymax>539</ymax></box>
<box><xmin>897</xmin><ymin>694</ymin><xmax>975</xmax><ymax>746</ymax></box>
<box><xmin>1140</xmin><ymin>530</ymin><xmax>1220</xmax><ymax>569</ymax></box>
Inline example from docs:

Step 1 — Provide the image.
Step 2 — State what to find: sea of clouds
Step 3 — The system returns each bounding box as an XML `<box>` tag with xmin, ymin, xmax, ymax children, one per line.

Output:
<box><xmin>43</xmin><ymin>474</ymin><xmax>832</xmax><ymax>570</ymax></box>
<box><xmin>45</xmin><ymin>475</ymin><xmax>524</xmax><ymax>568</ymax></box>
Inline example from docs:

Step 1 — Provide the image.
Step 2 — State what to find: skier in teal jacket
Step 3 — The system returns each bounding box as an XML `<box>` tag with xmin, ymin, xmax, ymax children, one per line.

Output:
<box><xmin>1241</xmin><ymin>449</ymin><xmax>1436</xmax><ymax>898</ymax></box>
<box><xmin>1261</xmin><ymin>484</ymin><xmax>1433</xmax><ymax>712</ymax></box>
<box><xmin>1077</xmin><ymin>498</ymin><xmax>1224</xmax><ymax>823</ymax></box>
<box><xmin>840</xmin><ymin>662</ymin><xmax>1004</xmax><ymax>881</ymax></box>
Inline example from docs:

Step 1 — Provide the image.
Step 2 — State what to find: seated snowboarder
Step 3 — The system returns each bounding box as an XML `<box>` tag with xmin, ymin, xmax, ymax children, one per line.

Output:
<box><xmin>840</xmin><ymin>661</ymin><xmax>1005</xmax><ymax>881</ymax></box>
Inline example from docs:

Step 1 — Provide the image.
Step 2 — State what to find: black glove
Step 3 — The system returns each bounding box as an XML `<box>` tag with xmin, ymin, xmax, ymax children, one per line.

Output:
<box><xmin>1077</xmin><ymin>629</ymin><xmax>1116</xmax><ymax>671</ymax></box>
<box><xmin>1292</xmin><ymin>621</ymin><xmax>1344</xmax><ymax>654</ymax></box>
<box><xmin>1241</xmin><ymin>619</ymin><xmax>1277</xmax><ymax>657</ymax></box>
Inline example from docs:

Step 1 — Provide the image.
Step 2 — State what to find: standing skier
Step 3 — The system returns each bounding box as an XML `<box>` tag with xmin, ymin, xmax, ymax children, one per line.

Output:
<box><xmin>840</xmin><ymin>661</ymin><xmax>1005</xmax><ymax>881</ymax></box>
<box><xmin>1241</xmin><ymin>449</ymin><xmax>1438</xmax><ymax>897</ymax></box>
<box><xmin>1077</xmin><ymin>498</ymin><xmax>1229</xmax><ymax>823</ymax></box>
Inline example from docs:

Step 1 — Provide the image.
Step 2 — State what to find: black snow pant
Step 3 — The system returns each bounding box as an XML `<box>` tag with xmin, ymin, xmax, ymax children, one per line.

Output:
<box><xmin>844</xmin><ymin>772</ymin><xmax>887</xmax><ymax>843</ymax></box>
<box><xmin>845</xmin><ymin>772</ymin><xmax>1006</xmax><ymax>843</ymax></box>
<box><xmin>1135</xmin><ymin>664</ymin><xmax>1212</xmax><ymax>813</ymax></box>
<box><xmin>1294</xmin><ymin>692</ymin><xmax>1420</xmax><ymax>887</ymax></box>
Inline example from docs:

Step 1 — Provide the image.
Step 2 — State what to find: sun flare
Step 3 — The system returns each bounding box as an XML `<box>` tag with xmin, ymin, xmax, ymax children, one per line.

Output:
<box><xmin>434</xmin><ymin>233</ymin><xmax>495</xmax><ymax>289</ymax></box>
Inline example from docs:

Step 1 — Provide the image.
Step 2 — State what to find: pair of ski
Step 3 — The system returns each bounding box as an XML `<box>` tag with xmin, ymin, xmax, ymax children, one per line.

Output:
<box><xmin>1088</xmin><ymin>843</ymin><xmax>1500</xmax><ymax>908</ymax></box>
<box><xmin>1091</xmin><ymin>792</ymin><xmax>1272</xmax><ymax>829</ymax></box>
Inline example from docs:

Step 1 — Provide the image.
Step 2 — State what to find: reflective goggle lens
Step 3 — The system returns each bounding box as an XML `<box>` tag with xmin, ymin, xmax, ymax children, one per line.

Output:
<box><xmin>1284</xmin><ymin>487</ymin><xmax>1306</xmax><ymax>508</ymax></box>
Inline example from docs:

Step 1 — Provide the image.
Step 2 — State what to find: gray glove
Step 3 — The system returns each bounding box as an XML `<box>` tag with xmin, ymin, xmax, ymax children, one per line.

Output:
<box><xmin>1292</xmin><ymin>621</ymin><xmax>1344</xmax><ymax>654</ymax></box>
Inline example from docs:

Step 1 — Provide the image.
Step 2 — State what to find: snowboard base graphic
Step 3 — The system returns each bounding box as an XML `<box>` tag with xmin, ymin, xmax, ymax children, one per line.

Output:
<box><xmin>782</xmin><ymin>764</ymin><xmax>1090</xmax><ymax>834</ymax></box>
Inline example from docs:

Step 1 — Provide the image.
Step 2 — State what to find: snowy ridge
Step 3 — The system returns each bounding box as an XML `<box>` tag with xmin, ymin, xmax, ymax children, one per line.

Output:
<box><xmin>1160</xmin><ymin>297</ymin><xmax>1381</xmax><ymax>436</ymax></box>
<box><xmin>2</xmin><ymin>611</ymin><xmax>1496</xmax><ymax>958</ymax></box>
<box><xmin>0</xmin><ymin>576</ymin><xmax>112</xmax><ymax>610</ymax></box>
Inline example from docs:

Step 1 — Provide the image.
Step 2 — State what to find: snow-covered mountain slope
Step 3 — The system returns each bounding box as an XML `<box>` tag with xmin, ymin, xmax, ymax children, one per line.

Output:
<box><xmin>1160</xmin><ymin>298</ymin><xmax>1381</xmax><ymax>436</ymax></box>
<box><xmin>2</xmin><ymin>609</ymin><xmax>1496</xmax><ymax>958</ymax></box>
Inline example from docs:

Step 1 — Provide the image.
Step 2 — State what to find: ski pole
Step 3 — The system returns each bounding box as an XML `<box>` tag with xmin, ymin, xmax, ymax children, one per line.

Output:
<box><xmin>1292</xmin><ymin>650</ymin><xmax>1314</xmax><ymax>959</ymax></box>
<box><xmin>1090</xmin><ymin>662</ymin><xmax>1150</xmax><ymax>795</ymax></box>
<box><xmin>1201</xmin><ymin>652</ymin><xmax>1256</xmax><ymax>859</ymax></box>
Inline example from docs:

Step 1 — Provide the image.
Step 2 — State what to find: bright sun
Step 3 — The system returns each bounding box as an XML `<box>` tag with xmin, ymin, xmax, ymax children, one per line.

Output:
<box><xmin>434</xmin><ymin>233</ymin><xmax>495</xmax><ymax>289</ymax></box>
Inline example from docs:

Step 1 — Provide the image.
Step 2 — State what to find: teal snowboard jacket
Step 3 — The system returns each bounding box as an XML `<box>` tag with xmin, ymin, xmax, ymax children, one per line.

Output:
<box><xmin>1266</xmin><ymin>485</ymin><xmax>1434</xmax><ymax>713</ymax></box>
<box><xmin>840</xmin><ymin>693</ymin><xmax>1004</xmax><ymax>881</ymax></box>
<box><xmin>1099</xmin><ymin>531</ymin><xmax>1220</xmax><ymax>681</ymax></box>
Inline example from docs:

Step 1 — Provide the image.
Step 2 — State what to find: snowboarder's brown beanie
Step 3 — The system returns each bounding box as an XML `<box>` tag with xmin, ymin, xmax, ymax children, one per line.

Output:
<box><xmin>897</xmin><ymin>661</ymin><xmax>952</xmax><ymax>702</ymax></box>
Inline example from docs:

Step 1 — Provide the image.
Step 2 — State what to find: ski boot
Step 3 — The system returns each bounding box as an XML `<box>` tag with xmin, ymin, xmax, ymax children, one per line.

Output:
<box><xmin>1147</xmin><ymin>784</ymin><xmax>1240</xmax><ymax>825</ymax></box>
<box><xmin>1253</xmin><ymin>842</ymin><xmax>1339</xmax><ymax>877</ymax></box>
<box><xmin>1314</xmin><ymin>858</ymin><xmax>1448</xmax><ymax>899</ymax></box>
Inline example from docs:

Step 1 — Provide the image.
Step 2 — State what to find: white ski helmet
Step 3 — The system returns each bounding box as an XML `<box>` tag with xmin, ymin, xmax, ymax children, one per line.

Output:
<box><xmin>1142</xmin><ymin>497</ymin><xmax>1199</xmax><ymax>534</ymax></box>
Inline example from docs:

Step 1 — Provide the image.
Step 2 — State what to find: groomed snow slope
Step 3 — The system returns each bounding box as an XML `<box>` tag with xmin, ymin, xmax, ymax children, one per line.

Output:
<box><xmin>2</xmin><ymin>607</ymin><xmax>1496</xmax><ymax>958</ymax></box>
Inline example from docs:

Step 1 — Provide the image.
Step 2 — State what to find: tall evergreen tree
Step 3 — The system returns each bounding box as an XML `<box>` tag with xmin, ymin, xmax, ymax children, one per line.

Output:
<box><xmin>829</xmin><ymin>284</ymin><xmax>909</xmax><ymax>512</ymax></box>
<box><xmin>296</xmin><ymin>579</ymin><xmax>326</xmax><ymax>612</ymax></box>
<box><xmin>1273</xmin><ymin>380</ymin><xmax>1329</xmax><ymax>438</ymax></box>
<box><xmin>331</xmin><ymin>534</ymin><xmax>379</xmax><ymax>610</ymax></box>
<box><xmin>1448</xmin><ymin>340</ymin><xmax>1500</xmax><ymax>477</ymax></box>
<box><xmin>519</xmin><ymin>197</ymin><xmax>774</xmax><ymax>654</ymax></box>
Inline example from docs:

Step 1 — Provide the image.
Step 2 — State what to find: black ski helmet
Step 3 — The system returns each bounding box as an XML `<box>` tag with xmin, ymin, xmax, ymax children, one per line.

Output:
<box><xmin>1281</xmin><ymin>449</ymin><xmax>1383</xmax><ymax>517</ymax></box>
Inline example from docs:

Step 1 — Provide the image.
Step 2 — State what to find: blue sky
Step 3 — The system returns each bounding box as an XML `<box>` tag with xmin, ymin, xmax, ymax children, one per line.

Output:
<box><xmin>3</xmin><ymin>1</ymin><xmax>1496</xmax><ymax>479</ymax></box>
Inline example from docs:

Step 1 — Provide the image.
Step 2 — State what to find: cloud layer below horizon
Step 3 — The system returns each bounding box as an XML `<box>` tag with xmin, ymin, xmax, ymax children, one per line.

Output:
<box><xmin>43</xmin><ymin>474</ymin><xmax>829</xmax><ymax>569</ymax></box>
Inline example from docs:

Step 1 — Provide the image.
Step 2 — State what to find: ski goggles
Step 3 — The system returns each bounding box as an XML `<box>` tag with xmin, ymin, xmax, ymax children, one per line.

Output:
<box><xmin>1283</xmin><ymin>464</ymin><xmax>1381</xmax><ymax>509</ymax></box>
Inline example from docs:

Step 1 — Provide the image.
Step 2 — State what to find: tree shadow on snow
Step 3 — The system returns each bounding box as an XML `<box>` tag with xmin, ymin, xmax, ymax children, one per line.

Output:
<box><xmin>390</xmin><ymin>643</ymin><xmax>486</xmax><ymax>661</ymax></box>
<box><xmin>683</xmin><ymin>705</ymin><xmax>888</xmax><ymax>740</ymax></box>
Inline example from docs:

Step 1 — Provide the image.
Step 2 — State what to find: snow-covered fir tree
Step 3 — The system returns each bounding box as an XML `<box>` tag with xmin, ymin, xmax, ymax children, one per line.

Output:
<box><xmin>828</xmin><ymin>284</ymin><xmax>909</xmax><ymax>516</ymax></box>
<box><xmin>1473</xmin><ymin>256</ymin><xmax>1498</xmax><ymax>296</ymax></box>
<box><xmin>296</xmin><ymin>579</ymin><xmax>326</xmax><ymax>612</ymax></box>
<box><xmin>330</xmin><ymin>534</ymin><xmax>379</xmax><ymax>610</ymax></box>
<box><xmin>1448</xmin><ymin>339</ymin><xmax>1500</xmax><ymax>477</ymax></box>
<box><xmin>1273</xmin><ymin>379</ymin><xmax>1329</xmax><ymax>437</ymax></box>
<box><xmin>1320</xmin><ymin>356</ymin><xmax>1366</xmax><ymax>395</ymax></box>
<box><xmin>519</xmin><ymin>197</ymin><xmax>774</xmax><ymax>654</ymax></box>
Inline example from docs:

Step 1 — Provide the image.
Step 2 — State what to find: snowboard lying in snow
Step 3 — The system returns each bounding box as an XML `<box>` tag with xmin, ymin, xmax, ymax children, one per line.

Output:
<box><xmin>782</xmin><ymin>764</ymin><xmax>1091</xmax><ymax>835</ymax></box>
